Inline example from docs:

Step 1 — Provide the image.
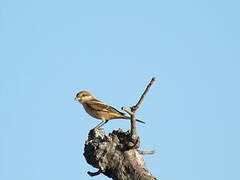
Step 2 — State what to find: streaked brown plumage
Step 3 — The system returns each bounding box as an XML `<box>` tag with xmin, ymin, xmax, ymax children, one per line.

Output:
<box><xmin>74</xmin><ymin>90</ymin><xmax>145</xmax><ymax>129</ymax></box>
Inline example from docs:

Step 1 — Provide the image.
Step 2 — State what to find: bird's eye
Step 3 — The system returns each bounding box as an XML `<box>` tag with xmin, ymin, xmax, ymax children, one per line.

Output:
<box><xmin>82</xmin><ymin>94</ymin><xmax>87</xmax><ymax>97</ymax></box>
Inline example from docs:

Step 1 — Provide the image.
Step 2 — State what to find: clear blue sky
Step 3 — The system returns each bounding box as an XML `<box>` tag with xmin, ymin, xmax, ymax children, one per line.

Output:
<box><xmin>0</xmin><ymin>0</ymin><xmax>239</xmax><ymax>180</ymax></box>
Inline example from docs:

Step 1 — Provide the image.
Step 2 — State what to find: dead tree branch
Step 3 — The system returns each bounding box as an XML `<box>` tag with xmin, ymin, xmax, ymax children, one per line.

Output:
<box><xmin>122</xmin><ymin>77</ymin><xmax>156</xmax><ymax>142</ymax></box>
<box><xmin>83</xmin><ymin>77</ymin><xmax>158</xmax><ymax>180</ymax></box>
<box><xmin>132</xmin><ymin>77</ymin><xmax>157</xmax><ymax>112</ymax></box>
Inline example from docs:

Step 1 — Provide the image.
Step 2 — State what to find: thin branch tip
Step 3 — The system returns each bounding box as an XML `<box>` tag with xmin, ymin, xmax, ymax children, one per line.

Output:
<box><xmin>138</xmin><ymin>150</ymin><xmax>156</xmax><ymax>155</ymax></box>
<box><xmin>121</xmin><ymin>107</ymin><xmax>133</xmax><ymax>115</ymax></box>
<box><xmin>132</xmin><ymin>77</ymin><xmax>157</xmax><ymax>111</ymax></box>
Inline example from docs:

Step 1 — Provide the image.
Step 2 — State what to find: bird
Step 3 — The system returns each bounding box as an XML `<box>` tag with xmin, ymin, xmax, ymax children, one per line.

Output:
<box><xmin>74</xmin><ymin>90</ymin><xmax>145</xmax><ymax>129</ymax></box>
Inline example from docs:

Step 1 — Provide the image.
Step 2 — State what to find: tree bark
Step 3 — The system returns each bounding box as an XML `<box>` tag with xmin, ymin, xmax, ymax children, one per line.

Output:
<box><xmin>84</xmin><ymin>128</ymin><xmax>157</xmax><ymax>180</ymax></box>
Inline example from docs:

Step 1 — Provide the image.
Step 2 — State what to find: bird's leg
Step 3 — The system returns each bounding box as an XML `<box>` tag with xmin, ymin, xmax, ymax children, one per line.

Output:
<box><xmin>99</xmin><ymin>120</ymin><xmax>109</xmax><ymax>128</ymax></box>
<box><xmin>94</xmin><ymin>119</ymin><xmax>109</xmax><ymax>129</ymax></box>
<box><xmin>94</xmin><ymin>121</ymin><xmax>104</xmax><ymax>129</ymax></box>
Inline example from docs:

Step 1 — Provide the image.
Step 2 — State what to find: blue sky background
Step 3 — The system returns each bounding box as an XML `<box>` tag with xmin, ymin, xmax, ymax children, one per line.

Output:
<box><xmin>1</xmin><ymin>0</ymin><xmax>240</xmax><ymax>180</ymax></box>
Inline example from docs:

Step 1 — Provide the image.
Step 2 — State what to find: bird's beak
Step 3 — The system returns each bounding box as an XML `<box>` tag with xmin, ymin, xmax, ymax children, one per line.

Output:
<box><xmin>74</xmin><ymin>97</ymin><xmax>79</xmax><ymax>101</ymax></box>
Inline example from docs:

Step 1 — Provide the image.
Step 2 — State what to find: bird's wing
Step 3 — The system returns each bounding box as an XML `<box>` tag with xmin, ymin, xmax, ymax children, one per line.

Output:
<box><xmin>86</xmin><ymin>100</ymin><xmax>125</xmax><ymax>115</ymax></box>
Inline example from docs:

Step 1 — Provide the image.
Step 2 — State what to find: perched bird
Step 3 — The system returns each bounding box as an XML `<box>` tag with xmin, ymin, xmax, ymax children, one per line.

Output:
<box><xmin>74</xmin><ymin>90</ymin><xmax>145</xmax><ymax>129</ymax></box>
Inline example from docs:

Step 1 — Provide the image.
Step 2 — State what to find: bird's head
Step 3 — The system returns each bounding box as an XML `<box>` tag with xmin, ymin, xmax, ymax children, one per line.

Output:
<box><xmin>74</xmin><ymin>91</ymin><xmax>94</xmax><ymax>103</ymax></box>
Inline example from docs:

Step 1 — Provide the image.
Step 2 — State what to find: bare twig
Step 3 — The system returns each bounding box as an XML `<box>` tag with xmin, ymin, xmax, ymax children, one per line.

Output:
<box><xmin>121</xmin><ymin>107</ymin><xmax>133</xmax><ymax>115</ymax></box>
<box><xmin>138</xmin><ymin>150</ymin><xmax>156</xmax><ymax>155</ymax></box>
<box><xmin>132</xmin><ymin>77</ymin><xmax>156</xmax><ymax>112</ymax></box>
<box><xmin>122</xmin><ymin>77</ymin><xmax>157</xmax><ymax>144</ymax></box>
<box><xmin>130</xmin><ymin>113</ymin><xmax>137</xmax><ymax>139</ymax></box>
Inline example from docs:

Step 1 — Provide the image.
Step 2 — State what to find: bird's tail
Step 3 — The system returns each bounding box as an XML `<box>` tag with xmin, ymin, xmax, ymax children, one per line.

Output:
<box><xmin>122</xmin><ymin>116</ymin><xmax>145</xmax><ymax>124</ymax></box>
<box><xmin>136</xmin><ymin>119</ymin><xmax>146</xmax><ymax>124</ymax></box>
